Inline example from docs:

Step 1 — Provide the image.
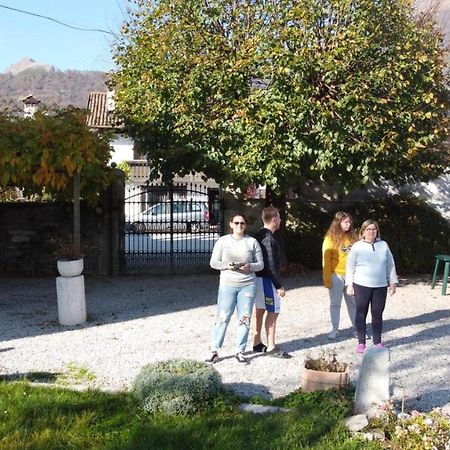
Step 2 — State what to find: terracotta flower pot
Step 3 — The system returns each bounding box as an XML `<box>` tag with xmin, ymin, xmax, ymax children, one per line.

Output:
<box><xmin>301</xmin><ymin>365</ymin><xmax>349</xmax><ymax>392</ymax></box>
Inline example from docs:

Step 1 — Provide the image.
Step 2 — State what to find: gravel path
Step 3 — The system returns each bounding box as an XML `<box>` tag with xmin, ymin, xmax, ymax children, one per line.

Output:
<box><xmin>0</xmin><ymin>273</ymin><xmax>449</xmax><ymax>413</ymax></box>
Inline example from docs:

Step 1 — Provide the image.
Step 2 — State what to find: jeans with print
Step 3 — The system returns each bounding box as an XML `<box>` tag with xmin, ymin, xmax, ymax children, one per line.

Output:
<box><xmin>211</xmin><ymin>283</ymin><xmax>256</xmax><ymax>353</ymax></box>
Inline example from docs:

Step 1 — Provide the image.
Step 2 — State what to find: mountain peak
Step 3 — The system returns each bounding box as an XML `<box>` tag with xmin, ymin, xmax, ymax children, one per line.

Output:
<box><xmin>3</xmin><ymin>57</ymin><xmax>56</xmax><ymax>75</ymax></box>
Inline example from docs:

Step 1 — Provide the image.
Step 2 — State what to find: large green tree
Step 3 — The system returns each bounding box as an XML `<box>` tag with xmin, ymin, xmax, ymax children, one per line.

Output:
<box><xmin>0</xmin><ymin>107</ymin><xmax>112</xmax><ymax>203</ymax></box>
<box><xmin>113</xmin><ymin>0</ymin><xmax>449</xmax><ymax>196</ymax></box>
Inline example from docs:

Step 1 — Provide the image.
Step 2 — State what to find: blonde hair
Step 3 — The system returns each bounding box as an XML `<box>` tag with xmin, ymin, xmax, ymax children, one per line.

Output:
<box><xmin>324</xmin><ymin>211</ymin><xmax>357</xmax><ymax>246</ymax></box>
<box><xmin>359</xmin><ymin>219</ymin><xmax>380</xmax><ymax>239</ymax></box>
<box><xmin>262</xmin><ymin>206</ymin><xmax>279</xmax><ymax>224</ymax></box>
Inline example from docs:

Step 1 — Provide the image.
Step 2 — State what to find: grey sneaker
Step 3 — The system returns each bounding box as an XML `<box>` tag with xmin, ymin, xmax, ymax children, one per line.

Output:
<box><xmin>327</xmin><ymin>330</ymin><xmax>339</xmax><ymax>340</ymax></box>
<box><xmin>235</xmin><ymin>352</ymin><xmax>248</xmax><ymax>364</ymax></box>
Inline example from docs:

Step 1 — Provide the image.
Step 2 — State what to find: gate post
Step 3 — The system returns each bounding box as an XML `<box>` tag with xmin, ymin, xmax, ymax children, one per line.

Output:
<box><xmin>111</xmin><ymin>169</ymin><xmax>125</xmax><ymax>275</ymax></box>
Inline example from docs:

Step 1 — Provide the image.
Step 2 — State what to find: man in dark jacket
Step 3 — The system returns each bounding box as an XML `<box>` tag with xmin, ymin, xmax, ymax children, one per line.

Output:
<box><xmin>252</xmin><ymin>206</ymin><xmax>291</xmax><ymax>358</ymax></box>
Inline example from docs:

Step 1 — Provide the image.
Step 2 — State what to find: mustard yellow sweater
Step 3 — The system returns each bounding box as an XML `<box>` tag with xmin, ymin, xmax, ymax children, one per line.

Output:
<box><xmin>322</xmin><ymin>235</ymin><xmax>353</xmax><ymax>288</ymax></box>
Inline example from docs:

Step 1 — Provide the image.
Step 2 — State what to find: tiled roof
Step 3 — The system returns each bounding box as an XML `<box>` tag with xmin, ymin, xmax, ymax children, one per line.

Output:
<box><xmin>22</xmin><ymin>94</ymin><xmax>41</xmax><ymax>105</ymax></box>
<box><xmin>86</xmin><ymin>92</ymin><xmax>124</xmax><ymax>129</ymax></box>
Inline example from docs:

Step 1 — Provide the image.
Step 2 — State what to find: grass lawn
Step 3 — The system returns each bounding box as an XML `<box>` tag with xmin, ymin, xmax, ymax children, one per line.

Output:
<box><xmin>0</xmin><ymin>381</ymin><xmax>382</xmax><ymax>450</ymax></box>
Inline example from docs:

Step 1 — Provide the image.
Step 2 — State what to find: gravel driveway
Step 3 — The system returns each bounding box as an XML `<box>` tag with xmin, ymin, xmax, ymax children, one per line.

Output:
<box><xmin>0</xmin><ymin>273</ymin><xmax>449</xmax><ymax>413</ymax></box>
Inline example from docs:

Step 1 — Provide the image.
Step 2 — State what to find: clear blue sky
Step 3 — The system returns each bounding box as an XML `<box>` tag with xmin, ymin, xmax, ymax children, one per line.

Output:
<box><xmin>0</xmin><ymin>0</ymin><xmax>128</xmax><ymax>72</ymax></box>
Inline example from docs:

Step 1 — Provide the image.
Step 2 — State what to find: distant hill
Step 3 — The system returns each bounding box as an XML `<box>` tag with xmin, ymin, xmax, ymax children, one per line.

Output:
<box><xmin>3</xmin><ymin>57</ymin><xmax>56</xmax><ymax>76</ymax></box>
<box><xmin>0</xmin><ymin>58</ymin><xmax>108</xmax><ymax>112</ymax></box>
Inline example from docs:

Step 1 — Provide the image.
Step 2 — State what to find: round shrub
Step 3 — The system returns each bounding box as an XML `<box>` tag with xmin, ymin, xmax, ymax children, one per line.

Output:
<box><xmin>133</xmin><ymin>359</ymin><xmax>222</xmax><ymax>416</ymax></box>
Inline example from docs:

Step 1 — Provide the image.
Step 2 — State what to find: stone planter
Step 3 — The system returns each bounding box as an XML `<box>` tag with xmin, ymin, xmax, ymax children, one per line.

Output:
<box><xmin>57</xmin><ymin>258</ymin><xmax>84</xmax><ymax>277</ymax></box>
<box><xmin>56</xmin><ymin>258</ymin><xmax>86</xmax><ymax>326</ymax></box>
<box><xmin>301</xmin><ymin>365</ymin><xmax>350</xmax><ymax>392</ymax></box>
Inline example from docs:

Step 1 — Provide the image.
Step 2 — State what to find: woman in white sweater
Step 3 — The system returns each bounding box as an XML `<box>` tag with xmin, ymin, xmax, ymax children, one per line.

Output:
<box><xmin>345</xmin><ymin>220</ymin><xmax>398</xmax><ymax>354</ymax></box>
<box><xmin>206</xmin><ymin>213</ymin><xmax>264</xmax><ymax>364</ymax></box>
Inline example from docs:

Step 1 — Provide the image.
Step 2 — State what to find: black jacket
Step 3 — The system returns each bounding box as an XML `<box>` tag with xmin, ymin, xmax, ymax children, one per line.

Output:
<box><xmin>254</xmin><ymin>228</ymin><xmax>282</xmax><ymax>289</ymax></box>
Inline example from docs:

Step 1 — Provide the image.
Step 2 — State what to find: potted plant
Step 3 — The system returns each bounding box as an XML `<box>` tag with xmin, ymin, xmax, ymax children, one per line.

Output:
<box><xmin>301</xmin><ymin>351</ymin><xmax>349</xmax><ymax>392</ymax></box>
<box><xmin>53</xmin><ymin>238</ymin><xmax>86</xmax><ymax>278</ymax></box>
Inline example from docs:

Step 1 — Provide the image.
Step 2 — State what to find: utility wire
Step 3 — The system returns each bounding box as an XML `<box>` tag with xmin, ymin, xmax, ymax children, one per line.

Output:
<box><xmin>0</xmin><ymin>3</ymin><xmax>118</xmax><ymax>37</ymax></box>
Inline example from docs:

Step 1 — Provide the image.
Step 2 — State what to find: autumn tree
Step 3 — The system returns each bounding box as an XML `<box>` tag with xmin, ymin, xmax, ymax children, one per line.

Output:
<box><xmin>112</xmin><ymin>0</ymin><xmax>449</xmax><ymax>202</ymax></box>
<box><xmin>0</xmin><ymin>107</ymin><xmax>112</xmax><ymax>202</ymax></box>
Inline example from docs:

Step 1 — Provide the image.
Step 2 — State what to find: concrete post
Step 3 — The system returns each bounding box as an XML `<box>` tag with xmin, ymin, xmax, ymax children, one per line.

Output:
<box><xmin>56</xmin><ymin>275</ymin><xmax>87</xmax><ymax>326</ymax></box>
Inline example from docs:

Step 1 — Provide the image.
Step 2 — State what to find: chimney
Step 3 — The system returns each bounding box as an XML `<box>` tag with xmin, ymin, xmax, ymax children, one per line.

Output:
<box><xmin>106</xmin><ymin>90</ymin><xmax>115</xmax><ymax>112</ymax></box>
<box><xmin>22</xmin><ymin>94</ymin><xmax>41</xmax><ymax>118</ymax></box>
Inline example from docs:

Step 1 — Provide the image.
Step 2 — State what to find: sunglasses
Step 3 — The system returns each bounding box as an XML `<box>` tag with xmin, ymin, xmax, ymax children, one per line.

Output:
<box><xmin>233</xmin><ymin>222</ymin><xmax>246</xmax><ymax>225</ymax></box>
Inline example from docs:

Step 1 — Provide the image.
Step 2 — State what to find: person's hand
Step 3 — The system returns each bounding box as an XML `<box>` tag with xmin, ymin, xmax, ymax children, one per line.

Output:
<box><xmin>240</xmin><ymin>263</ymin><xmax>250</xmax><ymax>272</ymax></box>
<box><xmin>277</xmin><ymin>287</ymin><xmax>286</xmax><ymax>298</ymax></box>
<box><xmin>389</xmin><ymin>284</ymin><xmax>396</xmax><ymax>296</ymax></box>
<box><xmin>346</xmin><ymin>285</ymin><xmax>354</xmax><ymax>296</ymax></box>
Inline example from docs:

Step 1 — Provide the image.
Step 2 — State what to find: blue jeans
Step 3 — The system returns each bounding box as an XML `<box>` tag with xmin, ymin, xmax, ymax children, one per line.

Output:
<box><xmin>211</xmin><ymin>283</ymin><xmax>256</xmax><ymax>353</ymax></box>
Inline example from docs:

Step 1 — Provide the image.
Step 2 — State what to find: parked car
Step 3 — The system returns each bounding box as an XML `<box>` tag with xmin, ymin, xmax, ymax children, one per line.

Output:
<box><xmin>129</xmin><ymin>200</ymin><xmax>210</xmax><ymax>233</ymax></box>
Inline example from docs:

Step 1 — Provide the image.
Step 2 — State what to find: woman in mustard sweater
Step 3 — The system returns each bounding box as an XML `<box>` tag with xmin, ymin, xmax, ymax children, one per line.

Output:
<box><xmin>322</xmin><ymin>211</ymin><xmax>357</xmax><ymax>339</ymax></box>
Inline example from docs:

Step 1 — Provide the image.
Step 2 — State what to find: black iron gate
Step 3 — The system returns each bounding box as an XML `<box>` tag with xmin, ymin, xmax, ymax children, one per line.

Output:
<box><xmin>124</xmin><ymin>181</ymin><xmax>223</xmax><ymax>273</ymax></box>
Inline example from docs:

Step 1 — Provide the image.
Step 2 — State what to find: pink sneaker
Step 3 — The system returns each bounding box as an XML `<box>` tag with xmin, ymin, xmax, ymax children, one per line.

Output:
<box><xmin>375</xmin><ymin>343</ymin><xmax>385</xmax><ymax>348</ymax></box>
<box><xmin>356</xmin><ymin>343</ymin><xmax>366</xmax><ymax>354</ymax></box>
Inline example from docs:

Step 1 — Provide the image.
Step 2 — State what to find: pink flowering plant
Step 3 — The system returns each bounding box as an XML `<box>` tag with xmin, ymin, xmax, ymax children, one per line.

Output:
<box><xmin>369</xmin><ymin>401</ymin><xmax>450</xmax><ymax>449</ymax></box>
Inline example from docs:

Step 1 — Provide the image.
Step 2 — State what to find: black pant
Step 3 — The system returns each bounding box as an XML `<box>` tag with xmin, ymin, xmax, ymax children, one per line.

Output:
<box><xmin>354</xmin><ymin>284</ymin><xmax>387</xmax><ymax>345</ymax></box>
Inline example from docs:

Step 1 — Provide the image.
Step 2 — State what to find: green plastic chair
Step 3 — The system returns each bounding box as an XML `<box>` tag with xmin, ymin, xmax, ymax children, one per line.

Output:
<box><xmin>431</xmin><ymin>254</ymin><xmax>450</xmax><ymax>295</ymax></box>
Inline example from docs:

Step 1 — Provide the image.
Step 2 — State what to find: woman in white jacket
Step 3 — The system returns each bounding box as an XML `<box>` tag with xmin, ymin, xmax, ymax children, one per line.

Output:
<box><xmin>206</xmin><ymin>213</ymin><xmax>264</xmax><ymax>364</ymax></box>
<box><xmin>345</xmin><ymin>220</ymin><xmax>398</xmax><ymax>354</ymax></box>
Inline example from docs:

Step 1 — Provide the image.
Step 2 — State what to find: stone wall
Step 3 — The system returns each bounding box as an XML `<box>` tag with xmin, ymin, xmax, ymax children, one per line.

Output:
<box><xmin>0</xmin><ymin>171</ymin><xmax>125</xmax><ymax>276</ymax></box>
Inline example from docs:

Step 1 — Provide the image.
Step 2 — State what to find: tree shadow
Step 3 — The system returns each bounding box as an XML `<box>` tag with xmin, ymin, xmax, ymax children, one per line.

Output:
<box><xmin>224</xmin><ymin>381</ymin><xmax>275</xmax><ymax>400</ymax></box>
<box><xmin>0</xmin><ymin>371</ymin><xmax>61</xmax><ymax>384</ymax></box>
<box><xmin>283</xmin><ymin>308</ymin><xmax>450</xmax><ymax>353</ymax></box>
<box><xmin>0</xmin><ymin>274</ymin><xmax>220</xmax><ymax>341</ymax></box>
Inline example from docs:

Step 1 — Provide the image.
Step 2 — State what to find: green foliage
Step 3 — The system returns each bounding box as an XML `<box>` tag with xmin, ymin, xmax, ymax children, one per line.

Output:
<box><xmin>113</xmin><ymin>0</ymin><xmax>449</xmax><ymax>192</ymax></box>
<box><xmin>286</xmin><ymin>195</ymin><xmax>450</xmax><ymax>273</ymax></box>
<box><xmin>56</xmin><ymin>363</ymin><xmax>97</xmax><ymax>386</ymax></box>
<box><xmin>133</xmin><ymin>359</ymin><xmax>222</xmax><ymax>416</ymax></box>
<box><xmin>0</xmin><ymin>107</ymin><xmax>113</xmax><ymax>203</ymax></box>
<box><xmin>116</xmin><ymin>160</ymin><xmax>131</xmax><ymax>181</ymax></box>
<box><xmin>0</xmin><ymin>380</ymin><xmax>382</xmax><ymax>450</ymax></box>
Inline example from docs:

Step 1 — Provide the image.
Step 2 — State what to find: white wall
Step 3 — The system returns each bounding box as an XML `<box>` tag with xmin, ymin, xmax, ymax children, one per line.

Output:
<box><xmin>399</xmin><ymin>174</ymin><xmax>450</xmax><ymax>221</ymax></box>
<box><xmin>109</xmin><ymin>134</ymin><xmax>135</xmax><ymax>164</ymax></box>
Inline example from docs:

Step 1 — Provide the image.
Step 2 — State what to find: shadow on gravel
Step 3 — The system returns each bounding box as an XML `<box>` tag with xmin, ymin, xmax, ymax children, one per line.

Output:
<box><xmin>225</xmin><ymin>381</ymin><xmax>276</xmax><ymax>400</ymax></box>
<box><xmin>383</xmin><ymin>309</ymin><xmax>450</xmax><ymax>334</ymax></box>
<box><xmin>0</xmin><ymin>371</ymin><xmax>61</xmax><ymax>383</ymax></box>
<box><xmin>0</xmin><ymin>274</ymin><xmax>220</xmax><ymax>342</ymax></box>
<box><xmin>0</xmin><ymin>347</ymin><xmax>14</xmax><ymax>353</ymax></box>
<box><xmin>0</xmin><ymin>273</ymin><xmax>319</xmax><ymax>342</ymax></box>
<box><xmin>282</xmin><ymin>309</ymin><xmax>450</xmax><ymax>353</ymax></box>
<box><xmin>406</xmin><ymin>388</ymin><xmax>450</xmax><ymax>410</ymax></box>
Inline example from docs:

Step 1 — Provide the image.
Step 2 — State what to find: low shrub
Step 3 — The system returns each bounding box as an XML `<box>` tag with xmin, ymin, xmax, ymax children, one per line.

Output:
<box><xmin>133</xmin><ymin>359</ymin><xmax>222</xmax><ymax>416</ymax></box>
<box><xmin>286</xmin><ymin>195</ymin><xmax>450</xmax><ymax>274</ymax></box>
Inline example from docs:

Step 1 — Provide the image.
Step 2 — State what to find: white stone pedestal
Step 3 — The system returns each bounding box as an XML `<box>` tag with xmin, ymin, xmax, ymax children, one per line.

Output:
<box><xmin>56</xmin><ymin>275</ymin><xmax>87</xmax><ymax>326</ymax></box>
<box><xmin>354</xmin><ymin>346</ymin><xmax>390</xmax><ymax>417</ymax></box>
